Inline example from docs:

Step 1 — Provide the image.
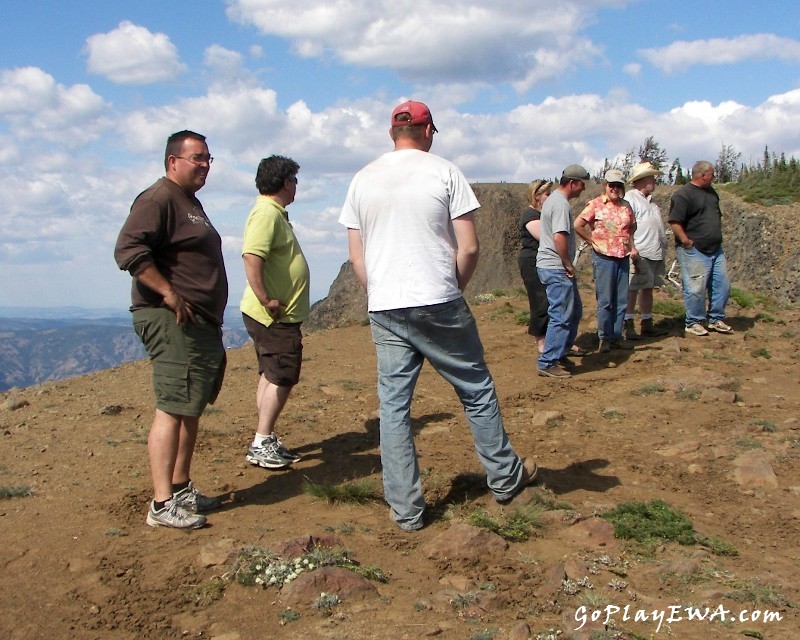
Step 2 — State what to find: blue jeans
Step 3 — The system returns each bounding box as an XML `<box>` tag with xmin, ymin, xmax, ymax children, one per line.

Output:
<box><xmin>592</xmin><ymin>252</ymin><xmax>630</xmax><ymax>341</ymax></box>
<box><xmin>676</xmin><ymin>246</ymin><xmax>730</xmax><ymax>326</ymax></box>
<box><xmin>369</xmin><ymin>298</ymin><xmax>524</xmax><ymax>531</ymax></box>
<box><xmin>537</xmin><ymin>268</ymin><xmax>583</xmax><ymax>369</ymax></box>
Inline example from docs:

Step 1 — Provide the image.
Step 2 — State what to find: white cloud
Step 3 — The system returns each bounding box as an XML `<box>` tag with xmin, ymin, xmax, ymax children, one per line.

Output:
<box><xmin>225</xmin><ymin>0</ymin><xmax>616</xmax><ymax>89</ymax></box>
<box><xmin>623</xmin><ymin>62</ymin><xmax>641</xmax><ymax>78</ymax></box>
<box><xmin>85</xmin><ymin>21</ymin><xmax>187</xmax><ymax>85</ymax></box>
<box><xmin>0</xmin><ymin>67</ymin><xmax>109</xmax><ymax>146</ymax></box>
<box><xmin>640</xmin><ymin>33</ymin><xmax>800</xmax><ymax>74</ymax></box>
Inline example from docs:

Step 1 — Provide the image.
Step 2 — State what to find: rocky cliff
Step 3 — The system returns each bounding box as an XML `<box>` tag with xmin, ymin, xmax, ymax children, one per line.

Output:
<box><xmin>307</xmin><ymin>183</ymin><xmax>800</xmax><ymax>331</ymax></box>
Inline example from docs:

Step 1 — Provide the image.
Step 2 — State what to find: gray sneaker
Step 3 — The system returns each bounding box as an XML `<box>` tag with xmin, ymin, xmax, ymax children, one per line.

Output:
<box><xmin>246</xmin><ymin>440</ymin><xmax>293</xmax><ymax>469</ymax></box>
<box><xmin>273</xmin><ymin>437</ymin><xmax>302</xmax><ymax>463</ymax></box>
<box><xmin>172</xmin><ymin>481</ymin><xmax>222</xmax><ymax>513</ymax></box>
<box><xmin>146</xmin><ymin>499</ymin><xmax>207</xmax><ymax>529</ymax></box>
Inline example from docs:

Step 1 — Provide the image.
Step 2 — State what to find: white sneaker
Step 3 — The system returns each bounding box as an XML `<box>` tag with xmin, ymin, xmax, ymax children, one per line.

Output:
<box><xmin>685</xmin><ymin>323</ymin><xmax>709</xmax><ymax>336</ymax></box>
<box><xmin>146</xmin><ymin>499</ymin><xmax>207</xmax><ymax>529</ymax></box>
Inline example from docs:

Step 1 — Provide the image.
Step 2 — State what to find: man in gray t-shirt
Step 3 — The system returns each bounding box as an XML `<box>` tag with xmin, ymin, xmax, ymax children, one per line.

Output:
<box><xmin>535</xmin><ymin>165</ymin><xmax>590</xmax><ymax>377</ymax></box>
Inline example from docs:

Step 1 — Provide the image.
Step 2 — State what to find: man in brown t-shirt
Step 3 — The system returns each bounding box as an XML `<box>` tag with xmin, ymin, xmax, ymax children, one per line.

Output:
<box><xmin>115</xmin><ymin>130</ymin><xmax>227</xmax><ymax>529</ymax></box>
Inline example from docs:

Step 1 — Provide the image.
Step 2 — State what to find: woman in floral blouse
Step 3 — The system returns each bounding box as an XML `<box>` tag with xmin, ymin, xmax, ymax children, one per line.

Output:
<box><xmin>573</xmin><ymin>169</ymin><xmax>638</xmax><ymax>353</ymax></box>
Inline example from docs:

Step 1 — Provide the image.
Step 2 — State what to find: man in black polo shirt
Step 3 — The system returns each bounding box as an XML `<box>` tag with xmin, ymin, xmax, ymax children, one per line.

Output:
<box><xmin>668</xmin><ymin>160</ymin><xmax>733</xmax><ymax>337</ymax></box>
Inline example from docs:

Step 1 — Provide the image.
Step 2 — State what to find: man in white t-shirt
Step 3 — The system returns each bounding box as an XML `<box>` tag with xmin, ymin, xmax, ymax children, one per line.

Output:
<box><xmin>623</xmin><ymin>162</ymin><xmax>669</xmax><ymax>339</ymax></box>
<box><xmin>339</xmin><ymin>100</ymin><xmax>537</xmax><ymax>531</ymax></box>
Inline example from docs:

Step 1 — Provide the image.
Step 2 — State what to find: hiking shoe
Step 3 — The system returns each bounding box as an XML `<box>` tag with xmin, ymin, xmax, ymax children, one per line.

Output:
<box><xmin>610</xmin><ymin>339</ymin><xmax>635</xmax><ymax>350</ymax></box>
<box><xmin>273</xmin><ymin>436</ymin><xmax>302</xmax><ymax>463</ymax></box>
<box><xmin>568</xmin><ymin>346</ymin><xmax>589</xmax><ymax>357</ymax></box>
<box><xmin>640</xmin><ymin>318</ymin><xmax>668</xmax><ymax>337</ymax></box>
<box><xmin>146</xmin><ymin>499</ymin><xmax>207</xmax><ymax>529</ymax></box>
<box><xmin>623</xmin><ymin>319</ymin><xmax>640</xmax><ymax>341</ymax></box>
<box><xmin>520</xmin><ymin>457</ymin><xmax>538</xmax><ymax>486</ymax></box>
<box><xmin>246</xmin><ymin>440</ymin><xmax>293</xmax><ymax>469</ymax></box>
<box><xmin>497</xmin><ymin>457</ymin><xmax>539</xmax><ymax>504</ymax></box>
<box><xmin>172</xmin><ymin>481</ymin><xmax>222</xmax><ymax>513</ymax></box>
<box><xmin>598</xmin><ymin>340</ymin><xmax>611</xmax><ymax>353</ymax></box>
<box><xmin>685</xmin><ymin>323</ymin><xmax>709</xmax><ymax>336</ymax></box>
<box><xmin>537</xmin><ymin>364</ymin><xmax>571</xmax><ymax>378</ymax></box>
<box><xmin>708</xmin><ymin>320</ymin><xmax>734</xmax><ymax>334</ymax></box>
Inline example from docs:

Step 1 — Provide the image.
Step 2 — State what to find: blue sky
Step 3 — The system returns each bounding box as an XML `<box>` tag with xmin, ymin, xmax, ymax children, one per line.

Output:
<box><xmin>1</xmin><ymin>0</ymin><xmax>799</xmax><ymax>311</ymax></box>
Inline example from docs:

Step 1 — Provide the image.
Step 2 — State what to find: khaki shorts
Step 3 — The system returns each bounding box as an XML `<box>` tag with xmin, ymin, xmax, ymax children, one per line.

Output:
<box><xmin>242</xmin><ymin>314</ymin><xmax>303</xmax><ymax>387</ymax></box>
<box><xmin>133</xmin><ymin>308</ymin><xmax>226</xmax><ymax>417</ymax></box>
<box><xmin>629</xmin><ymin>257</ymin><xmax>666</xmax><ymax>290</ymax></box>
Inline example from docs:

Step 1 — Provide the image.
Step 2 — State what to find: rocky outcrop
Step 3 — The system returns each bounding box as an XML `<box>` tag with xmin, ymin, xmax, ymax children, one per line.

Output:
<box><xmin>307</xmin><ymin>184</ymin><xmax>800</xmax><ymax>331</ymax></box>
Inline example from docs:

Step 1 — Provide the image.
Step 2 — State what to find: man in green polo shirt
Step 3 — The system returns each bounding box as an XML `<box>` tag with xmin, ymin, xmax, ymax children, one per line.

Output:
<box><xmin>240</xmin><ymin>155</ymin><xmax>310</xmax><ymax>469</ymax></box>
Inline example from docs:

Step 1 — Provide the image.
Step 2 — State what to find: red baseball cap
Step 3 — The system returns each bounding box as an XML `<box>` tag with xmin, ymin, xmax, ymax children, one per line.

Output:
<box><xmin>390</xmin><ymin>100</ymin><xmax>438</xmax><ymax>132</ymax></box>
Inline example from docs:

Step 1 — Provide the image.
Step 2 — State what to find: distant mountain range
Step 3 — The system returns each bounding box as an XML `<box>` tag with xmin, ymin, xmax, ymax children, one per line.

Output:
<box><xmin>0</xmin><ymin>307</ymin><xmax>250</xmax><ymax>391</ymax></box>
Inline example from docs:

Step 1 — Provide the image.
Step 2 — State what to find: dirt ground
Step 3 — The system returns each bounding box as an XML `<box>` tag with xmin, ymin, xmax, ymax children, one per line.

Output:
<box><xmin>1</xmin><ymin>288</ymin><xmax>799</xmax><ymax>640</ymax></box>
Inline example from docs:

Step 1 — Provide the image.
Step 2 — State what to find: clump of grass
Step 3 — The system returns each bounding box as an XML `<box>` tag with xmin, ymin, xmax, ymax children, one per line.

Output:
<box><xmin>278</xmin><ymin>609</ymin><xmax>301</xmax><ymax>624</ymax></box>
<box><xmin>303</xmin><ymin>546</ymin><xmax>389</xmax><ymax>583</ymax></box>
<box><xmin>696</xmin><ymin>533</ymin><xmax>739</xmax><ymax>557</ymax></box>
<box><xmin>750</xmin><ymin>347</ymin><xmax>771</xmax><ymax>359</ymax></box>
<box><xmin>0</xmin><ymin>485</ymin><xmax>32</xmax><ymax>499</ymax></box>
<box><xmin>718</xmin><ymin>379</ymin><xmax>741</xmax><ymax>392</ymax></box>
<box><xmin>527</xmin><ymin>489</ymin><xmax>573</xmax><ymax>511</ymax></box>
<box><xmin>303</xmin><ymin>478</ymin><xmax>381</xmax><ymax>504</ymax></box>
<box><xmin>755</xmin><ymin>312</ymin><xmax>775</xmax><ymax>323</ymax></box>
<box><xmin>490</xmin><ymin>288</ymin><xmax>508</xmax><ymax>297</ymax></box>
<box><xmin>602</xmin><ymin>499</ymin><xmax>695</xmax><ymax>546</ymax></box>
<box><xmin>602</xmin><ymin>408</ymin><xmax>624</xmax><ymax>421</ymax></box>
<box><xmin>324</xmin><ymin>523</ymin><xmax>355</xmax><ymax>535</ymax></box>
<box><xmin>313</xmin><ymin>592</ymin><xmax>341</xmax><ymax>616</ymax></box>
<box><xmin>473</xmin><ymin>293</ymin><xmax>496</xmax><ymax>304</ymax></box>
<box><xmin>514</xmin><ymin>311</ymin><xmax>531</xmax><ymax>326</ymax></box>
<box><xmin>634</xmin><ymin>382</ymin><xmax>665</xmax><ymax>396</ymax></box>
<box><xmin>185</xmin><ymin>578</ymin><xmax>226</xmax><ymax>607</ymax></box>
<box><xmin>469</xmin><ymin>629</ymin><xmax>497</xmax><ymax>640</ymax></box>
<box><xmin>490</xmin><ymin>303</ymin><xmax>515</xmax><ymax>320</ymax></box>
<box><xmin>750</xmin><ymin>419</ymin><xmax>778</xmax><ymax>433</ymax></box>
<box><xmin>652</xmin><ymin>300</ymin><xmax>685</xmax><ymax>317</ymax></box>
<box><xmin>676</xmin><ymin>386</ymin><xmax>701</xmax><ymax>401</ymax></box>
<box><xmin>735</xmin><ymin>437</ymin><xmax>761</xmax><ymax>450</ymax></box>
<box><xmin>730</xmin><ymin>287</ymin><xmax>755</xmax><ymax>309</ymax></box>
<box><xmin>726</xmin><ymin>578</ymin><xmax>793</xmax><ymax>608</ymax></box>
<box><xmin>450</xmin><ymin>591</ymin><xmax>480</xmax><ymax>610</ymax></box>
<box><xmin>105</xmin><ymin>528</ymin><xmax>127</xmax><ymax>537</ymax></box>
<box><xmin>470</xmin><ymin>504</ymin><xmax>543</xmax><ymax>542</ymax></box>
<box><xmin>340</xmin><ymin>379</ymin><xmax>363</xmax><ymax>391</ymax></box>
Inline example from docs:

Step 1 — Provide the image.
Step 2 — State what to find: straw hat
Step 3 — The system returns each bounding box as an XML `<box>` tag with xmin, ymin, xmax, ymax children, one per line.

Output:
<box><xmin>628</xmin><ymin>162</ymin><xmax>663</xmax><ymax>184</ymax></box>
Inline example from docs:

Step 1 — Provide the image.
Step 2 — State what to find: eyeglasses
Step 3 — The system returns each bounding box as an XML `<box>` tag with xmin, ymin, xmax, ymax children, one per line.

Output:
<box><xmin>175</xmin><ymin>155</ymin><xmax>214</xmax><ymax>166</ymax></box>
<box><xmin>607</xmin><ymin>182</ymin><xmax>624</xmax><ymax>189</ymax></box>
